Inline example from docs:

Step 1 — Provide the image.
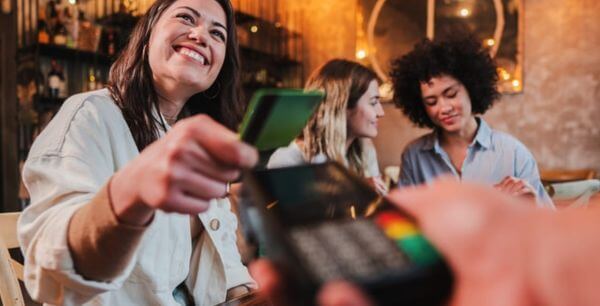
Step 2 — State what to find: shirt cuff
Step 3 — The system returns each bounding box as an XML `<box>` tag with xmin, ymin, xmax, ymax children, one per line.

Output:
<box><xmin>67</xmin><ymin>177</ymin><xmax>152</xmax><ymax>281</ymax></box>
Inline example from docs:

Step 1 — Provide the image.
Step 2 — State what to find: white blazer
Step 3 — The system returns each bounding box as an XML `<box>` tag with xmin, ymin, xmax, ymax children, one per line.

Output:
<box><xmin>18</xmin><ymin>89</ymin><xmax>254</xmax><ymax>306</ymax></box>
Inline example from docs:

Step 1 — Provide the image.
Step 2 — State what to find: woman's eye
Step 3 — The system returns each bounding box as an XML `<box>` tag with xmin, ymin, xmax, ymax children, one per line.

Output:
<box><xmin>211</xmin><ymin>30</ymin><xmax>226</xmax><ymax>42</ymax></box>
<box><xmin>446</xmin><ymin>91</ymin><xmax>457</xmax><ymax>98</ymax></box>
<box><xmin>177</xmin><ymin>13</ymin><xmax>194</xmax><ymax>24</ymax></box>
<box><xmin>424</xmin><ymin>100</ymin><xmax>437</xmax><ymax>106</ymax></box>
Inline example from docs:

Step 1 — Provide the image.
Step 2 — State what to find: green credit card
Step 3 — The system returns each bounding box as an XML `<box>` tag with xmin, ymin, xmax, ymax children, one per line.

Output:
<box><xmin>239</xmin><ymin>89</ymin><xmax>324</xmax><ymax>151</ymax></box>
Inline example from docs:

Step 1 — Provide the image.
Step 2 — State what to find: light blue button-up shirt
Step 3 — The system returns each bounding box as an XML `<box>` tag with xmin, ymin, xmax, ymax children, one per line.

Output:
<box><xmin>399</xmin><ymin>118</ymin><xmax>554</xmax><ymax>208</ymax></box>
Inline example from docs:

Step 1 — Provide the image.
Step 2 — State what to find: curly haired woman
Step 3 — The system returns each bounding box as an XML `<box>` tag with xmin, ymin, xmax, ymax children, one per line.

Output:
<box><xmin>390</xmin><ymin>35</ymin><xmax>553</xmax><ymax>207</ymax></box>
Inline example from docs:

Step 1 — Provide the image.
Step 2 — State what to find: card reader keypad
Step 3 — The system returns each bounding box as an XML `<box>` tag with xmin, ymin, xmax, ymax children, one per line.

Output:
<box><xmin>288</xmin><ymin>210</ymin><xmax>440</xmax><ymax>283</ymax></box>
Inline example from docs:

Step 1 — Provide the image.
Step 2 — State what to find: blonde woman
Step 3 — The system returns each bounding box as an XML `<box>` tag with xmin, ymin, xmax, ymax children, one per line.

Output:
<box><xmin>267</xmin><ymin>59</ymin><xmax>386</xmax><ymax>194</ymax></box>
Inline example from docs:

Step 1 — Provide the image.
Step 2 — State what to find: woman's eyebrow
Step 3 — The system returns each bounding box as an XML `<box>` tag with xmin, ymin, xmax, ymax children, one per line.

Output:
<box><xmin>212</xmin><ymin>21</ymin><xmax>227</xmax><ymax>32</ymax></box>
<box><xmin>442</xmin><ymin>84</ymin><xmax>459</xmax><ymax>95</ymax></box>
<box><xmin>178</xmin><ymin>6</ymin><xmax>201</xmax><ymax>17</ymax></box>
<box><xmin>177</xmin><ymin>6</ymin><xmax>228</xmax><ymax>32</ymax></box>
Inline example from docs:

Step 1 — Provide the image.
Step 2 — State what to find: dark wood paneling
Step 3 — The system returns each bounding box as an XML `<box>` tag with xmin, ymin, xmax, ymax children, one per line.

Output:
<box><xmin>1</xmin><ymin>0</ymin><xmax>20</xmax><ymax>212</ymax></box>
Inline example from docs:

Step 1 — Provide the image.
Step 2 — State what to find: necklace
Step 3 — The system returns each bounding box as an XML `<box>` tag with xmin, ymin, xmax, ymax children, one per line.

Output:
<box><xmin>162</xmin><ymin>113</ymin><xmax>177</xmax><ymax>126</ymax></box>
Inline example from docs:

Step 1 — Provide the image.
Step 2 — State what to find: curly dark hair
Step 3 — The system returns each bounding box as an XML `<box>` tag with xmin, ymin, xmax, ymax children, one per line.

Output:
<box><xmin>390</xmin><ymin>35</ymin><xmax>499</xmax><ymax>129</ymax></box>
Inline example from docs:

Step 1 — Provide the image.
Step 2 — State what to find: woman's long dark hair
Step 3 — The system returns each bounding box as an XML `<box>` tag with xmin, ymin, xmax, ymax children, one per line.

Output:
<box><xmin>108</xmin><ymin>0</ymin><xmax>243</xmax><ymax>151</ymax></box>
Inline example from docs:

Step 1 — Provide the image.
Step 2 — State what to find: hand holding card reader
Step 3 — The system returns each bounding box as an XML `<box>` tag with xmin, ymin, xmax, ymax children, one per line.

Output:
<box><xmin>239</xmin><ymin>162</ymin><xmax>453</xmax><ymax>306</ymax></box>
<box><xmin>238</xmin><ymin>89</ymin><xmax>324</xmax><ymax>152</ymax></box>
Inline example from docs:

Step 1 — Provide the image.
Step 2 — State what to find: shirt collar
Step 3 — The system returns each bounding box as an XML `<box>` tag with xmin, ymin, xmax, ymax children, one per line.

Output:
<box><xmin>472</xmin><ymin>117</ymin><xmax>492</xmax><ymax>150</ymax></box>
<box><xmin>152</xmin><ymin>106</ymin><xmax>171</xmax><ymax>136</ymax></box>
<box><xmin>420</xmin><ymin>117</ymin><xmax>492</xmax><ymax>152</ymax></box>
<box><xmin>420</xmin><ymin>131</ymin><xmax>437</xmax><ymax>151</ymax></box>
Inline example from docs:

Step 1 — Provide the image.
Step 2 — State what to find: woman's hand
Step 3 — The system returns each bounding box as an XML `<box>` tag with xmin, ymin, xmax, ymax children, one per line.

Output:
<box><xmin>494</xmin><ymin>176</ymin><xmax>537</xmax><ymax>200</ymax></box>
<box><xmin>366</xmin><ymin>175</ymin><xmax>388</xmax><ymax>195</ymax></box>
<box><xmin>110</xmin><ymin>115</ymin><xmax>258</xmax><ymax>225</ymax></box>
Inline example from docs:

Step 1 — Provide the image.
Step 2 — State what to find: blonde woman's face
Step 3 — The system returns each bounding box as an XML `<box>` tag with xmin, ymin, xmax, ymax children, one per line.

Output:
<box><xmin>148</xmin><ymin>0</ymin><xmax>227</xmax><ymax>97</ymax></box>
<box><xmin>347</xmin><ymin>80</ymin><xmax>384</xmax><ymax>139</ymax></box>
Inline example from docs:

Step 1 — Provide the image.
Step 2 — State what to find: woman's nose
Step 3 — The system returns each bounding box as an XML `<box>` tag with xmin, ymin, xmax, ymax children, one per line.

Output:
<box><xmin>376</xmin><ymin>104</ymin><xmax>385</xmax><ymax>117</ymax></box>
<box><xmin>188</xmin><ymin>25</ymin><xmax>209</xmax><ymax>46</ymax></box>
<box><xmin>439</xmin><ymin>99</ymin><xmax>453</xmax><ymax>113</ymax></box>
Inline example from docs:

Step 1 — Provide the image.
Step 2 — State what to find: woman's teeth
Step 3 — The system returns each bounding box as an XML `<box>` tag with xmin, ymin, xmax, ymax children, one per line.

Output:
<box><xmin>179</xmin><ymin>48</ymin><xmax>208</xmax><ymax>65</ymax></box>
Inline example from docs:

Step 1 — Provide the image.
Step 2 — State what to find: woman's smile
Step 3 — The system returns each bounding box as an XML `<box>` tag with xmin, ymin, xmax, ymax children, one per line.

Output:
<box><xmin>174</xmin><ymin>45</ymin><xmax>209</xmax><ymax>65</ymax></box>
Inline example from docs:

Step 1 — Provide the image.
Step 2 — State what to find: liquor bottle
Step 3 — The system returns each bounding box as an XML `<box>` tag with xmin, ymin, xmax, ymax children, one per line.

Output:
<box><xmin>47</xmin><ymin>0</ymin><xmax>59</xmax><ymax>41</ymax></box>
<box><xmin>62</xmin><ymin>6</ymin><xmax>76</xmax><ymax>48</ymax></box>
<box><xmin>95</xmin><ymin>70</ymin><xmax>104</xmax><ymax>89</ymax></box>
<box><xmin>53</xmin><ymin>21</ymin><xmax>68</xmax><ymax>45</ymax></box>
<box><xmin>88</xmin><ymin>68</ymin><xmax>97</xmax><ymax>91</ymax></box>
<box><xmin>58</xmin><ymin>63</ymin><xmax>68</xmax><ymax>98</ymax></box>
<box><xmin>47</xmin><ymin>59</ymin><xmax>64</xmax><ymax>98</ymax></box>
<box><xmin>37</xmin><ymin>20</ymin><xmax>51</xmax><ymax>44</ymax></box>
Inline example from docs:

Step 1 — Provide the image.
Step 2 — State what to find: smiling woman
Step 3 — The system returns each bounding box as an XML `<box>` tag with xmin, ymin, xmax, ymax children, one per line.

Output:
<box><xmin>17</xmin><ymin>0</ymin><xmax>257</xmax><ymax>305</ymax></box>
<box><xmin>391</xmin><ymin>35</ymin><xmax>553</xmax><ymax>208</ymax></box>
<box><xmin>110</xmin><ymin>0</ymin><xmax>243</xmax><ymax>149</ymax></box>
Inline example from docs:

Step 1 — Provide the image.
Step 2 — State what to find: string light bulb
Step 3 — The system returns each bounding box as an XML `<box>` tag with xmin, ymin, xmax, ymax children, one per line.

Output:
<box><xmin>512</xmin><ymin>79</ymin><xmax>521</xmax><ymax>88</ymax></box>
<box><xmin>356</xmin><ymin>49</ymin><xmax>367</xmax><ymax>60</ymax></box>
<box><xmin>497</xmin><ymin>68</ymin><xmax>511</xmax><ymax>81</ymax></box>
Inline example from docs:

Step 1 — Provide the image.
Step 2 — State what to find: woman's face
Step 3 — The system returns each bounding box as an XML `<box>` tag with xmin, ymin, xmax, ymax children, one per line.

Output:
<box><xmin>347</xmin><ymin>80</ymin><xmax>385</xmax><ymax>139</ymax></box>
<box><xmin>420</xmin><ymin>75</ymin><xmax>473</xmax><ymax>133</ymax></box>
<box><xmin>148</xmin><ymin>0</ymin><xmax>227</xmax><ymax>97</ymax></box>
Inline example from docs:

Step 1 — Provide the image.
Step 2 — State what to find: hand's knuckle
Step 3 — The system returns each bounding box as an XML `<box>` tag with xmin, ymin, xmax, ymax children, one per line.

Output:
<box><xmin>225</xmin><ymin>144</ymin><xmax>244</xmax><ymax>165</ymax></box>
<box><xmin>224</xmin><ymin>170</ymin><xmax>240</xmax><ymax>181</ymax></box>
<box><xmin>165</xmin><ymin>139</ymin><xmax>182</xmax><ymax>158</ymax></box>
<box><xmin>168</xmin><ymin>169</ymin><xmax>185</xmax><ymax>184</ymax></box>
<box><xmin>153</xmin><ymin>186</ymin><xmax>172</xmax><ymax>208</ymax></box>
<box><xmin>193</xmin><ymin>114</ymin><xmax>214</xmax><ymax>128</ymax></box>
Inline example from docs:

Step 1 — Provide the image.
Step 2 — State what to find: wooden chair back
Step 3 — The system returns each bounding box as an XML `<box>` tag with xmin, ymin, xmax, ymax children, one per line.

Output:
<box><xmin>0</xmin><ymin>212</ymin><xmax>25</xmax><ymax>306</ymax></box>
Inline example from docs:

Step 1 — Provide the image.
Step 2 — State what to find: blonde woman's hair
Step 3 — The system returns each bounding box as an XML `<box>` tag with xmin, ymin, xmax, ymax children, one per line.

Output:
<box><xmin>301</xmin><ymin>59</ymin><xmax>378</xmax><ymax>175</ymax></box>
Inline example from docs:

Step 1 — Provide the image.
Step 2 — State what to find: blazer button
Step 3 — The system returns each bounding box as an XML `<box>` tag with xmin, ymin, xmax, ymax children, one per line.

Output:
<box><xmin>209</xmin><ymin>218</ymin><xmax>220</xmax><ymax>231</ymax></box>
